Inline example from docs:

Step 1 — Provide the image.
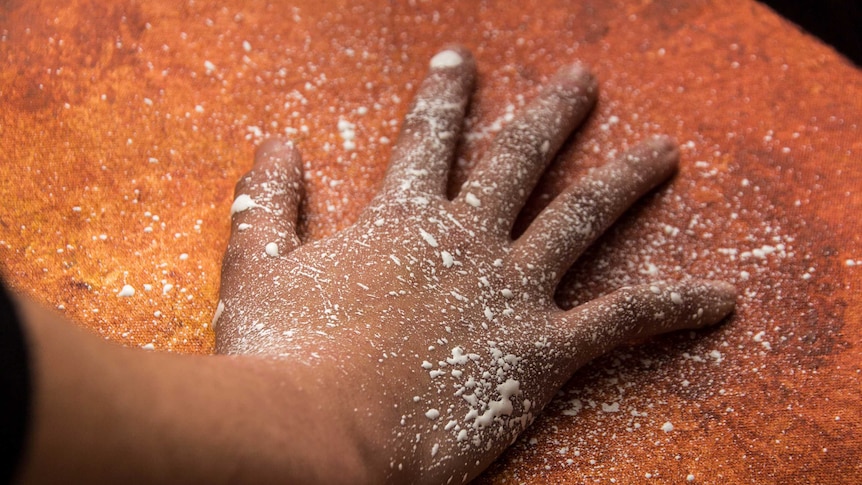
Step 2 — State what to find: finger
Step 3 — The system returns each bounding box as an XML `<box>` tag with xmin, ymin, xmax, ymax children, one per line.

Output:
<box><xmin>454</xmin><ymin>64</ymin><xmax>597</xmax><ymax>233</ymax></box>
<box><xmin>380</xmin><ymin>46</ymin><xmax>476</xmax><ymax>197</ymax></box>
<box><xmin>222</xmin><ymin>138</ymin><xmax>303</xmax><ymax>283</ymax></box>
<box><xmin>556</xmin><ymin>280</ymin><xmax>736</xmax><ymax>369</ymax></box>
<box><xmin>512</xmin><ymin>136</ymin><xmax>678</xmax><ymax>289</ymax></box>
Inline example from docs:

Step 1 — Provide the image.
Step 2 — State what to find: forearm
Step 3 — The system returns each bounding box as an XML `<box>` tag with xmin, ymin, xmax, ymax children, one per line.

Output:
<box><xmin>15</xmin><ymin>296</ymin><xmax>374</xmax><ymax>485</ymax></box>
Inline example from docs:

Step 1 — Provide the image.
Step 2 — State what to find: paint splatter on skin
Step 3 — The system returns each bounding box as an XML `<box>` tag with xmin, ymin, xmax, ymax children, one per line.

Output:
<box><xmin>215</xmin><ymin>47</ymin><xmax>735</xmax><ymax>484</ymax></box>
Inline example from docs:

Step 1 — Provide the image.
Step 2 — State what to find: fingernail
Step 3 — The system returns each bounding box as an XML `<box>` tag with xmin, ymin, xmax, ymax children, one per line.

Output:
<box><xmin>648</xmin><ymin>135</ymin><xmax>677</xmax><ymax>154</ymax></box>
<box><xmin>624</xmin><ymin>136</ymin><xmax>679</xmax><ymax>175</ymax></box>
<box><xmin>255</xmin><ymin>138</ymin><xmax>295</xmax><ymax>165</ymax></box>
<box><xmin>259</xmin><ymin>137</ymin><xmax>292</xmax><ymax>152</ymax></box>
<box><xmin>711</xmin><ymin>280</ymin><xmax>737</xmax><ymax>301</ymax></box>
<box><xmin>706</xmin><ymin>280</ymin><xmax>737</xmax><ymax>317</ymax></box>
<box><xmin>555</xmin><ymin>63</ymin><xmax>597</xmax><ymax>94</ymax></box>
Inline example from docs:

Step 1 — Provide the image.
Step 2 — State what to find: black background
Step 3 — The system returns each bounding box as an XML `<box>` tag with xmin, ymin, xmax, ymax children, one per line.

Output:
<box><xmin>759</xmin><ymin>0</ymin><xmax>862</xmax><ymax>65</ymax></box>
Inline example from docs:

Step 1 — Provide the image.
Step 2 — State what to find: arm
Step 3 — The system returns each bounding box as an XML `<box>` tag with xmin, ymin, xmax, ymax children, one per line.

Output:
<box><xmin>16</xmin><ymin>296</ymin><xmax>374</xmax><ymax>484</ymax></box>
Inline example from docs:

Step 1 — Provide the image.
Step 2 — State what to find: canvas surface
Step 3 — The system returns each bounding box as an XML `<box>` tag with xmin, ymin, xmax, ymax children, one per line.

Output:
<box><xmin>1</xmin><ymin>1</ymin><xmax>860</xmax><ymax>482</ymax></box>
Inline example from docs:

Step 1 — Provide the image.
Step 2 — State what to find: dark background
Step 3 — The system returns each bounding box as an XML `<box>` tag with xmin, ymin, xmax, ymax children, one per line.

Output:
<box><xmin>760</xmin><ymin>0</ymin><xmax>862</xmax><ymax>65</ymax></box>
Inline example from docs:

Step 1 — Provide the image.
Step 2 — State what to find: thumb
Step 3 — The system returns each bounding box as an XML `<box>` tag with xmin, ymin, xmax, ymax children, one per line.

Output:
<box><xmin>219</xmin><ymin>138</ymin><xmax>304</xmax><ymax>303</ymax></box>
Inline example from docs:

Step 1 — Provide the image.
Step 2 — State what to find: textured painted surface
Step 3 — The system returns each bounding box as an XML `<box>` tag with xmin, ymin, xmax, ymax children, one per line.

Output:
<box><xmin>1</xmin><ymin>0</ymin><xmax>860</xmax><ymax>482</ymax></box>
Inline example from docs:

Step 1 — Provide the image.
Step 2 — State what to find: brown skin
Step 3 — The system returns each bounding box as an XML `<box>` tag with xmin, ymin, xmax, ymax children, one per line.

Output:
<box><xmin>16</xmin><ymin>47</ymin><xmax>734</xmax><ymax>484</ymax></box>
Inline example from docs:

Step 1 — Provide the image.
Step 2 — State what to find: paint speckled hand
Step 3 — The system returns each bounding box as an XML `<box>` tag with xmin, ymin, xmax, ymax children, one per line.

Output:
<box><xmin>214</xmin><ymin>47</ymin><xmax>735</xmax><ymax>484</ymax></box>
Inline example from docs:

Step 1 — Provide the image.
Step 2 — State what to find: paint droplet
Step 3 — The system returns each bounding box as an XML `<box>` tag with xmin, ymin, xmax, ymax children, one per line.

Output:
<box><xmin>465</xmin><ymin>192</ymin><xmax>481</xmax><ymax>207</ymax></box>
<box><xmin>429</xmin><ymin>49</ymin><xmax>463</xmax><ymax>68</ymax></box>
<box><xmin>265</xmin><ymin>242</ymin><xmax>279</xmax><ymax>257</ymax></box>
<box><xmin>231</xmin><ymin>194</ymin><xmax>260</xmax><ymax>215</ymax></box>
<box><xmin>212</xmin><ymin>300</ymin><xmax>225</xmax><ymax>329</ymax></box>
<box><xmin>441</xmin><ymin>250</ymin><xmax>454</xmax><ymax>268</ymax></box>
<box><xmin>419</xmin><ymin>229</ymin><xmax>439</xmax><ymax>247</ymax></box>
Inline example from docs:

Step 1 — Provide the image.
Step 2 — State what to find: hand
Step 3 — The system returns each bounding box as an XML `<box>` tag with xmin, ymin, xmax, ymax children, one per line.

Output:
<box><xmin>215</xmin><ymin>46</ymin><xmax>735</xmax><ymax>484</ymax></box>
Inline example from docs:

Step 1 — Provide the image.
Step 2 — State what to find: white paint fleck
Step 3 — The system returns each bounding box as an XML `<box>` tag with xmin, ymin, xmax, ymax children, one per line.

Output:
<box><xmin>441</xmin><ymin>250</ymin><xmax>454</xmax><ymax>268</ymax></box>
<box><xmin>425</xmin><ymin>408</ymin><xmax>440</xmax><ymax>420</ymax></box>
<box><xmin>265</xmin><ymin>242</ymin><xmax>279</xmax><ymax>257</ymax></box>
<box><xmin>429</xmin><ymin>49</ymin><xmax>463</xmax><ymax>68</ymax></box>
<box><xmin>231</xmin><ymin>194</ymin><xmax>260</xmax><ymax>215</ymax></box>
<box><xmin>464</xmin><ymin>192</ymin><xmax>481</xmax><ymax>207</ymax></box>
<box><xmin>601</xmin><ymin>402</ymin><xmax>620</xmax><ymax>413</ymax></box>
<box><xmin>661</xmin><ymin>421</ymin><xmax>674</xmax><ymax>433</ymax></box>
<box><xmin>212</xmin><ymin>300</ymin><xmax>225</xmax><ymax>329</ymax></box>
<box><xmin>338</xmin><ymin>118</ymin><xmax>356</xmax><ymax>151</ymax></box>
<box><xmin>419</xmin><ymin>229</ymin><xmax>439</xmax><ymax>247</ymax></box>
<box><xmin>469</xmin><ymin>379</ymin><xmax>521</xmax><ymax>428</ymax></box>
<box><xmin>117</xmin><ymin>284</ymin><xmax>135</xmax><ymax>297</ymax></box>
<box><xmin>446</xmin><ymin>347</ymin><xmax>470</xmax><ymax>365</ymax></box>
